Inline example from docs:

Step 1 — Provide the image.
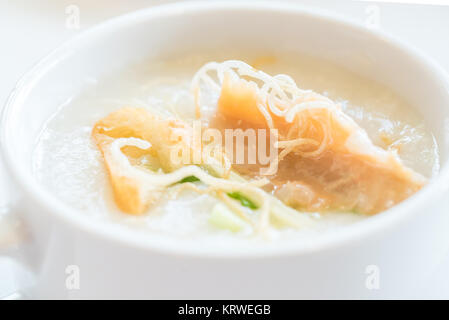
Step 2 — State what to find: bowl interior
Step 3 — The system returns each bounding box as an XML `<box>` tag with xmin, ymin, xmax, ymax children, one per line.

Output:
<box><xmin>2</xmin><ymin>2</ymin><xmax>449</xmax><ymax>255</ymax></box>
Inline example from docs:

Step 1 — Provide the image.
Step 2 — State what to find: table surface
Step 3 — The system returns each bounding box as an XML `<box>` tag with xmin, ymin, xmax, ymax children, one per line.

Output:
<box><xmin>1</xmin><ymin>0</ymin><xmax>449</xmax><ymax>299</ymax></box>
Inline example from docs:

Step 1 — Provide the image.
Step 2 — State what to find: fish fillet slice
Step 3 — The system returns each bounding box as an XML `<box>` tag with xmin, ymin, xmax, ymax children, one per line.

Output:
<box><xmin>213</xmin><ymin>73</ymin><xmax>426</xmax><ymax>214</ymax></box>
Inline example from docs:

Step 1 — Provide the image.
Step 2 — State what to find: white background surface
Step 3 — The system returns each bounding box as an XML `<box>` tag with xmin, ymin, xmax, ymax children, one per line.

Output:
<box><xmin>0</xmin><ymin>0</ymin><xmax>448</xmax><ymax>299</ymax></box>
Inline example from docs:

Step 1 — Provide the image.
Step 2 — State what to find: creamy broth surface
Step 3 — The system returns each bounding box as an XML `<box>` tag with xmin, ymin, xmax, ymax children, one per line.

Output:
<box><xmin>32</xmin><ymin>51</ymin><xmax>439</xmax><ymax>245</ymax></box>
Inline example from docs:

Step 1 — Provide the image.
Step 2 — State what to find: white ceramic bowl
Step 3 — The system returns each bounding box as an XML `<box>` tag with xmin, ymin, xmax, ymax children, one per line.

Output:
<box><xmin>1</xmin><ymin>1</ymin><xmax>449</xmax><ymax>299</ymax></box>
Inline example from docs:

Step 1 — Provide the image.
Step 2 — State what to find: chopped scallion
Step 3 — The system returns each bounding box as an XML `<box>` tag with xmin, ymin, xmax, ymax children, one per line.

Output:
<box><xmin>227</xmin><ymin>192</ymin><xmax>258</xmax><ymax>209</ymax></box>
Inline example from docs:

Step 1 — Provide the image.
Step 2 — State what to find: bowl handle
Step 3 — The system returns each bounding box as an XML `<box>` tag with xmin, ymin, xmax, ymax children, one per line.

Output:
<box><xmin>0</xmin><ymin>161</ymin><xmax>35</xmax><ymax>299</ymax></box>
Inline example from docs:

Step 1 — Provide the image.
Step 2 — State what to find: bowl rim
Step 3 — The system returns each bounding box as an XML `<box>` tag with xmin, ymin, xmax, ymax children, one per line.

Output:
<box><xmin>1</xmin><ymin>0</ymin><xmax>449</xmax><ymax>258</ymax></box>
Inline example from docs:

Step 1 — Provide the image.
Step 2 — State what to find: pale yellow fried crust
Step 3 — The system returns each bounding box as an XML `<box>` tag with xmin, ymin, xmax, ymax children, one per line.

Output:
<box><xmin>92</xmin><ymin>107</ymin><xmax>229</xmax><ymax>214</ymax></box>
<box><xmin>92</xmin><ymin>108</ymin><xmax>186</xmax><ymax>214</ymax></box>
